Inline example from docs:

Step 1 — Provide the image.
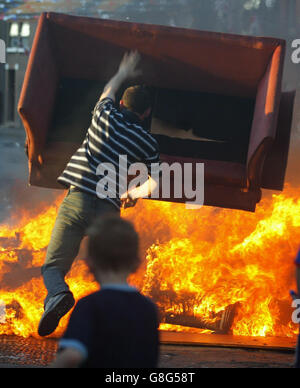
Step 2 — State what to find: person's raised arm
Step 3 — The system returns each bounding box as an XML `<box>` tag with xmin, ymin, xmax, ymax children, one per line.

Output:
<box><xmin>100</xmin><ymin>51</ymin><xmax>141</xmax><ymax>103</ymax></box>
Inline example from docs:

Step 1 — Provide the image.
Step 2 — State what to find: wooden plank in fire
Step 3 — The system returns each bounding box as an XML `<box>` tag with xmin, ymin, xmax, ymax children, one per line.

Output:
<box><xmin>163</xmin><ymin>303</ymin><xmax>239</xmax><ymax>334</ymax></box>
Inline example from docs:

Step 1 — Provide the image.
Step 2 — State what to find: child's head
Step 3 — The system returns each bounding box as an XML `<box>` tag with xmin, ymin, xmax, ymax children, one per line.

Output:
<box><xmin>87</xmin><ymin>215</ymin><xmax>140</xmax><ymax>279</ymax></box>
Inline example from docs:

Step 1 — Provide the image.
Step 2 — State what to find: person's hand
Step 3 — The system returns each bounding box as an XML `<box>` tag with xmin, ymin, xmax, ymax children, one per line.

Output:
<box><xmin>118</xmin><ymin>51</ymin><xmax>142</xmax><ymax>79</ymax></box>
<box><xmin>121</xmin><ymin>192</ymin><xmax>139</xmax><ymax>209</ymax></box>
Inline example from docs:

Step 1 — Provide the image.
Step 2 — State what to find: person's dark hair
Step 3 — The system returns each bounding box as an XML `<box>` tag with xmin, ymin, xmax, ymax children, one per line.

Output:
<box><xmin>122</xmin><ymin>85</ymin><xmax>152</xmax><ymax>115</ymax></box>
<box><xmin>87</xmin><ymin>215</ymin><xmax>140</xmax><ymax>273</ymax></box>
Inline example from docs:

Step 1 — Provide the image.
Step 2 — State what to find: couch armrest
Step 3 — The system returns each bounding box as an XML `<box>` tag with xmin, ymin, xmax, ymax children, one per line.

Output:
<box><xmin>18</xmin><ymin>13</ymin><xmax>58</xmax><ymax>167</ymax></box>
<box><xmin>247</xmin><ymin>44</ymin><xmax>285</xmax><ymax>189</ymax></box>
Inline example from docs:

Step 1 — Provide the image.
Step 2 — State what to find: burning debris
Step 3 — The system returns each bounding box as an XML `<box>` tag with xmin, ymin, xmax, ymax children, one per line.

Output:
<box><xmin>163</xmin><ymin>303</ymin><xmax>240</xmax><ymax>334</ymax></box>
<box><xmin>0</xmin><ymin>185</ymin><xmax>299</xmax><ymax>339</ymax></box>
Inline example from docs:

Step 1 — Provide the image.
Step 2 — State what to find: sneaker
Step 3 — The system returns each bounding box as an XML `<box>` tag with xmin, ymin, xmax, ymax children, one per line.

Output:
<box><xmin>38</xmin><ymin>292</ymin><xmax>75</xmax><ymax>337</ymax></box>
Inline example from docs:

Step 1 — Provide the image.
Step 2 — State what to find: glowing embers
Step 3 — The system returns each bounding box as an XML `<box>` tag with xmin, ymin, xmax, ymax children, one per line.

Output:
<box><xmin>0</xmin><ymin>185</ymin><xmax>300</xmax><ymax>338</ymax></box>
<box><xmin>127</xmin><ymin>185</ymin><xmax>300</xmax><ymax>338</ymax></box>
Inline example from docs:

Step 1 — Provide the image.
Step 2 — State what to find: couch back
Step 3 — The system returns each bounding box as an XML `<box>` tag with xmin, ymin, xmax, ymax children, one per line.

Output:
<box><xmin>246</xmin><ymin>45</ymin><xmax>285</xmax><ymax>189</ymax></box>
<box><xmin>19</xmin><ymin>12</ymin><xmax>287</xmax><ymax>193</ymax></box>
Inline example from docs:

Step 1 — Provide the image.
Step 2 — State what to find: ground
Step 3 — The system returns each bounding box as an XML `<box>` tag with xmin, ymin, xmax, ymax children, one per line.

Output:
<box><xmin>0</xmin><ymin>126</ymin><xmax>297</xmax><ymax>368</ymax></box>
<box><xmin>0</xmin><ymin>336</ymin><xmax>295</xmax><ymax>368</ymax></box>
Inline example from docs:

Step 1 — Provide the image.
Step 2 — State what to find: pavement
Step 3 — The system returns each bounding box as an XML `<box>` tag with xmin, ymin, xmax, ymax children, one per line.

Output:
<box><xmin>0</xmin><ymin>336</ymin><xmax>295</xmax><ymax>368</ymax></box>
<box><xmin>0</xmin><ymin>126</ymin><xmax>25</xmax><ymax>222</ymax></box>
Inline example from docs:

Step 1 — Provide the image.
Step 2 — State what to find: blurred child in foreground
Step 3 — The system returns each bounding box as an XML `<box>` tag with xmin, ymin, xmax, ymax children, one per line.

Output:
<box><xmin>50</xmin><ymin>215</ymin><xmax>160</xmax><ymax>368</ymax></box>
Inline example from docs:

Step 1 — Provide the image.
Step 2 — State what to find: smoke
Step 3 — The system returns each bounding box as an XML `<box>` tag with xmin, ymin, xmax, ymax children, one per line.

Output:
<box><xmin>7</xmin><ymin>182</ymin><xmax>61</xmax><ymax>226</ymax></box>
<box><xmin>0</xmin><ymin>252</ymin><xmax>41</xmax><ymax>290</ymax></box>
<box><xmin>286</xmin><ymin>145</ymin><xmax>300</xmax><ymax>187</ymax></box>
<box><xmin>286</xmin><ymin>92</ymin><xmax>300</xmax><ymax>187</ymax></box>
<box><xmin>0</xmin><ymin>131</ymin><xmax>62</xmax><ymax>226</ymax></box>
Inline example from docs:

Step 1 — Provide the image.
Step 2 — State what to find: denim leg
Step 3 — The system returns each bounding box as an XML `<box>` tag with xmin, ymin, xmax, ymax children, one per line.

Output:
<box><xmin>42</xmin><ymin>267</ymin><xmax>70</xmax><ymax>305</ymax></box>
<box><xmin>42</xmin><ymin>192</ymin><xmax>89</xmax><ymax>302</ymax></box>
<box><xmin>42</xmin><ymin>191</ymin><xmax>119</xmax><ymax>305</ymax></box>
<box><xmin>94</xmin><ymin>199</ymin><xmax>120</xmax><ymax>219</ymax></box>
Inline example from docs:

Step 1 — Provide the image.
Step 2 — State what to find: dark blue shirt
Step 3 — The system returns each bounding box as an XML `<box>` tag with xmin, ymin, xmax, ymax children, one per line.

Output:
<box><xmin>59</xmin><ymin>285</ymin><xmax>160</xmax><ymax>368</ymax></box>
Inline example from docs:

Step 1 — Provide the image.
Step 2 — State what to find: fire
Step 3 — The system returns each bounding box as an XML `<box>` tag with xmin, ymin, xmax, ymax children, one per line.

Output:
<box><xmin>0</xmin><ymin>185</ymin><xmax>300</xmax><ymax>339</ymax></box>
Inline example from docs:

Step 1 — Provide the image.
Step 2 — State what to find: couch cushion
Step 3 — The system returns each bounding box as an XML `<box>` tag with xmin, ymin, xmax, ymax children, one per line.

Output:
<box><xmin>160</xmin><ymin>154</ymin><xmax>247</xmax><ymax>188</ymax></box>
<box><xmin>155</xmin><ymin>135</ymin><xmax>248</xmax><ymax>164</ymax></box>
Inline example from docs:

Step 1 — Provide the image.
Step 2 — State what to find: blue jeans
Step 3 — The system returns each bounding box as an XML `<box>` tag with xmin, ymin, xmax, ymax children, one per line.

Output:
<box><xmin>42</xmin><ymin>189</ymin><xmax>119</xmax><ymax>305</ymax></box>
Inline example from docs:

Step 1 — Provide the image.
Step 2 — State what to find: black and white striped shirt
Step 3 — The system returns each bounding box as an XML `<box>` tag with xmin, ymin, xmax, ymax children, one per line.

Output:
<box><xmin>58</xmin><ymin>98</ymin><xmax>160</xmax><ymax>210</ymax></box>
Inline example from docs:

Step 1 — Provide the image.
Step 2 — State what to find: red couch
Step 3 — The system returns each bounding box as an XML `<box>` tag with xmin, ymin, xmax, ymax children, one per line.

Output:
<box><xmin>18</xmin><ymin>12</ymin><xmax>295</xmax><ymax>212</ymax></box>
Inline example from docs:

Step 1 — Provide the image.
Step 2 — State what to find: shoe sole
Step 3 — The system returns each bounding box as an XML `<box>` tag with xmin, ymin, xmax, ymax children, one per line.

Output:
<box><xmin>38</xmin><ymin>293</ymin><xmax>75</xmax><ymax>337</ymax></box>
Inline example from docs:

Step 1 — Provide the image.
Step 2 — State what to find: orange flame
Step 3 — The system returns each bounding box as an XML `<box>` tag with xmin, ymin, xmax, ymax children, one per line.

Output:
<box><xmin>0</xmin><ymin>185</ymin><xmax>300</xmax><ymax>339</ymax></box>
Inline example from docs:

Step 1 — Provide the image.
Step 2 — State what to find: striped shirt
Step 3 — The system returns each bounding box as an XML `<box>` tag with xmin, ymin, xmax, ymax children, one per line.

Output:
<box><xmin>58</xmin><ymin>97</ymin><xmax>160</xmax><ymax>210</ymax></box>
